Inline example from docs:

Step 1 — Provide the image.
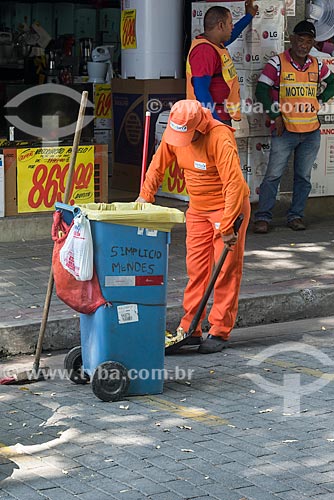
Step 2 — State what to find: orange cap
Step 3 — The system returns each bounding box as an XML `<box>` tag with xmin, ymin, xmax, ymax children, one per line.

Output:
<box><xmin>164</xmin><ymin>100</ymin><xmax>203</xmax><ymax>147</ymax></box>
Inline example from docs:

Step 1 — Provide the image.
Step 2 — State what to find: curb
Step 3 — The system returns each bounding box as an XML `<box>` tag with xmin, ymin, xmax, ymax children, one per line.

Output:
<box><xmin>1</xmin><ymin>284</ymin><xmax>334</xmax><ymax>356</ymax></box>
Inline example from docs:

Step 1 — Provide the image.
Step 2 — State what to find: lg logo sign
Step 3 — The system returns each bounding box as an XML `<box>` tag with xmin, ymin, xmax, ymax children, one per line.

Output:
<box><xmin>245</xmin><ymin>54</ymin><xmax>260</xmax><ymax>62</ymax></box>
<box><xmin>262</xmin><ymin>31</ymin><xmax>278</xmax><ymax>39</ymax></box>
<box><xmin>256</xmin><ymin>143</ymin><xmax>270</xmax><ymax>151</ymax></box>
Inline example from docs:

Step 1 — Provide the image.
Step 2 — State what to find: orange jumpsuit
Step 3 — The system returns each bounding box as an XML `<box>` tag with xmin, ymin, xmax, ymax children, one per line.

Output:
<box><xmin>140</xmin><ymin>118</ymin><xmax>250</xmax><ymax>339</ymax></box>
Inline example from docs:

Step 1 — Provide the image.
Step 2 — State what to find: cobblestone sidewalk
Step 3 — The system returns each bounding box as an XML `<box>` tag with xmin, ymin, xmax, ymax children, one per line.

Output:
<box><xmin>1</xmin><ymin>317</ymin><xmax>334</xmax><ymax>499</ymax></box>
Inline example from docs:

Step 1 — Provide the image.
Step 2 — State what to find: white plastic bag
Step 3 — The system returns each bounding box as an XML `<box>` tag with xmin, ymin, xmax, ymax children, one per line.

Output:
<box><xmin>59</xmin><ymin>213</ymin><xmax>93</xmax><ymax>281</ymax></box>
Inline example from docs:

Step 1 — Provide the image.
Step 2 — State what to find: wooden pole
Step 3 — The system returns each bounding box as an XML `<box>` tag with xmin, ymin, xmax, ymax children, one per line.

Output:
<box><xmin>33</xmin><ymin>91</ymin><xmax>88</xmax><ymax>372</ymax></box>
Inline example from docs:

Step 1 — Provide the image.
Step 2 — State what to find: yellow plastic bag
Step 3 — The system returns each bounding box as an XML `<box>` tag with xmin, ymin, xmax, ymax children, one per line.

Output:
<box><xmin>77</xmin><ymin>202</ymin><xmax>185</xmax><ymax>232</ymax></box>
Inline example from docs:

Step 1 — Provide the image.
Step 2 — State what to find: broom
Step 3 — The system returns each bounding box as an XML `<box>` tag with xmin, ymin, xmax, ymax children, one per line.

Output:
<box><xmin>140</xmin><ymin>111</ymin><xmax>151</xmax><ymax>190</ymax></box>
<box><xmin>0</xmin><ymin>91</ymin><xmax>89</xmax><ymax>385</ymax></box>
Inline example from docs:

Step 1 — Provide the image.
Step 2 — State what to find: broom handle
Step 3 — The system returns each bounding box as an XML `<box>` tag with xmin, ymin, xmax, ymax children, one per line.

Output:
<box><xmin>33</xmin><ymin>91</ymin><xmax>88</xmax><ymax>372</ymax></box>
<box><xmin>140</xmin><ymin>111</ymin><xmax>151</xmax><ymax>190</ymax></box>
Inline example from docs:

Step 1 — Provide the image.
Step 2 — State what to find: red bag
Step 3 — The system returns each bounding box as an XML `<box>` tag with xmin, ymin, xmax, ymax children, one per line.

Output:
<box><xmin>52</xmin><ymin>211</ymin><xmax>107</xmax><ymax>314</ymax></box>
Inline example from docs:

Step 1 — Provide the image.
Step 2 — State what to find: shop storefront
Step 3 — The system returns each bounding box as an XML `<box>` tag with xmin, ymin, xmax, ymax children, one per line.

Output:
<box><xmin>1</xmin><ymin>0</ymin><xmax>334</xmax><ymax>221</ymax></box>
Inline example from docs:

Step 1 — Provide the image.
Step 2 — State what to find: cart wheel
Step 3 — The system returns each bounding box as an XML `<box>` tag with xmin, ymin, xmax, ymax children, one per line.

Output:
<box><xmin>91</xmin><ymin>361</ymin><xmax>130</xmax><ymax>402</ymax></box>
<box><xmin>64</xmin><ymin>346</ymin><xmax>90</xmax><ymax>385</ymax></box>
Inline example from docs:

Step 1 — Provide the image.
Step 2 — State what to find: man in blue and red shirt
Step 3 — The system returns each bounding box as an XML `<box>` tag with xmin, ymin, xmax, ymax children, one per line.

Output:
<box><xmin>187</xmin><ymin>1</ymin><xmax>258</xmax><ymax>124</ymax></box>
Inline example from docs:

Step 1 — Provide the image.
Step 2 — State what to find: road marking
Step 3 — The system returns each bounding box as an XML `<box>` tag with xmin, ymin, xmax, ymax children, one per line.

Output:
<box><xmin>0</xmin><ymin>428</ymin><xmax>80</xmax><ymax>463</ymax></box>
<box><xmin>137</xmin><ymin>396</ymin><xmax>231</xmax><ymax>426</ymax></box>
<box><xmin>0</xmin><ymin>442</ymin><xmax>18</xmax><ymax>459</ymax></box>
<box><xmin>241</xmin><ymin>354</ymin><xmax>334</xmax><ymax>381</ymax></box>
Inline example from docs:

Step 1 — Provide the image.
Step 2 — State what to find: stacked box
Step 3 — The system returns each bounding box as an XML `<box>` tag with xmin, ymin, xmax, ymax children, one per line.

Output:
<box><xmin>247</xmin><ymin>136</ymin><xmax>272</xmax><ymax>203</ymax></box>
<box><xmin>243</xmin><ymin>1</ymin><xmax>284</xmax><ymax>137</ymax></box>
<box><xmin>155</xmin><ymin>110</ymin><xmax>189</xmax><ymax>201</ymax></box>
<box><xmin>311</xmin><ymin>57</ymin><xmax>334</xmax><ymax>197</ymax></box>
<box><xmin>311</xmin><ymin>112</ymin><xmax>334</xmax><ymax>197</ymax></box>
<box><xmin>0</xmin><ymin>154</ymin><xmax>4</xmax><ymax>218</ymax></box>
<box><xmin>111</xmin><ymin>78</ymin><xmax>185</xmax><ymax>192</ymax></box>
<box><xmin>236</xmin><ymin>137</ymin><xmax>248</xmax><ymax>183</ymax></box>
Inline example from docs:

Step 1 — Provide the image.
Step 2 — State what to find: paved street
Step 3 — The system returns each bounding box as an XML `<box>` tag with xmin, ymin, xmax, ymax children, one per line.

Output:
<box><xmin>1</xmin><ymin>213</ymin><xmax>334</xmax><ymax>355</ymax></box>
<box><xmin>1</xmin><ymin>317</ymin><xmax>334</xmax><ymax>499</ymax></box>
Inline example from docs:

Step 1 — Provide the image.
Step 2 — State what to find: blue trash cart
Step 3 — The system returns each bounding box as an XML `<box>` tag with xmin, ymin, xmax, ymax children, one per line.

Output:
<box><xmin>57</xmin><ymin>202</ymin><xmax>184</xmax><ymax>402</ymax></box>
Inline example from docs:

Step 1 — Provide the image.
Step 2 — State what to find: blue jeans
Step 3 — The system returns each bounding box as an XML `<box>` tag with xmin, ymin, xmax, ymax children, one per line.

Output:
<box><xmin>254</xmin><ymin>128</ymin><xmax>321</xmax><ymax>223</ymax></box>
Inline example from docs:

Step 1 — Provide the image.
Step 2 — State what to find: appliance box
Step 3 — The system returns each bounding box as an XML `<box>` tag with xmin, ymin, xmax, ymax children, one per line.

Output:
<box><xmin>112</xmin><ymin>78</ymin><xmax>185</xmax><ymax>192</ymax></box>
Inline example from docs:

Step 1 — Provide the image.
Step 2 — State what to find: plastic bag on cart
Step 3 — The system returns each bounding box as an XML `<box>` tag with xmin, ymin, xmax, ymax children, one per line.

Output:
<box><xmin>59</xmin><ymin>212</ymin><xmax>93</xmax><ymax>281</ymax></box>
<box><xmin>52</xmin><ymin>211</ymin><xmax>107</xmax><ymax>315</ymax></box>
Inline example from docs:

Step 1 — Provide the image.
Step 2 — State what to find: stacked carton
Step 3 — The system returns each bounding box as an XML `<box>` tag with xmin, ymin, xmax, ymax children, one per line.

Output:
<box><xmin>311</xmin><ymin>56</ymin><xmax>334</xmax><ymax>197</ymax></box>
<box><xmin>0</xmin><ymin>154</ymin><xmax>4</xmax><ymax>218</ymax></box>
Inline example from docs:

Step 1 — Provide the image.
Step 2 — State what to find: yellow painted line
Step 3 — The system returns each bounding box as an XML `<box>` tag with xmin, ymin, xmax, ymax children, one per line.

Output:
<box><xmin>291</xmin><ymin>366</ymin><xmax>334</xmax><ymax>381</ymax></box>
<box><xmin>0</xmin><ymin>442</ymin><xmax>43</xmax><ymax>475</ymax></box>
<box><xmin>241</xmin><ymin>354</ymin><xmax>334</xmax><ymax>381</ymax></box>
<box><xmin>137</xmin><ymin>396</ymin><xmax>231</xmax><ymax>426</ymax></box>
<box><xmin>0</xmin><ymin>442</ymin><xmax>17</xmax><ymax>459</ymax></box>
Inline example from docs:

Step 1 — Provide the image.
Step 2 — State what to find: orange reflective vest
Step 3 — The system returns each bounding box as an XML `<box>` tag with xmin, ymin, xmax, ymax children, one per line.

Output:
<box><xmin>279</xmin><ymin>54</ymin><xmax>320</xmax><ymax>132</ymax></box>
<box><xmin>186</xmin><ymin>37</ymin><xmax>241</xmax><ymax>121</ymax></box>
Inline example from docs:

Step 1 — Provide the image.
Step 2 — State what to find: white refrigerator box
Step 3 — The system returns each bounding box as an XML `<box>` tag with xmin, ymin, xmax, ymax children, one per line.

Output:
<box><xmin>191</xmin><ymin>1</ymin><xmax>246</xmax><ymax>38</ymax></box>
<box><xmin>247</xmin><ymin>136</ymin><xmax>272</xmax><ymax>203</ymax></box>
<box><xmin>311</xmin><ymin>113</ymin><xmax>334</xmax><ymax>197</ymax></box>
<box><xmin>309</xmin><ymin>57</ymin><xmax>334</xmax><ymax>197</ymax></box>
<box><xmin>0</xmin><ymin>154</ymin><xmax>4</xmax><ymax>218</ymax></box>
<box><xmin>155</xmin><ymin>110</ymin><xmax>189</xmax><ymax>201</ymax></box>
<box><xmin>236</xmin><ymin>137</ymin><xmax>248</xmax><ymax>182</ymax></box>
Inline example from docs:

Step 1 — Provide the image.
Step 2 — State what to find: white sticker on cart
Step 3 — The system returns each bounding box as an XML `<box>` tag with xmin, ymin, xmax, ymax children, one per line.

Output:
<box><xmin>137</xmin><ymin>227</ymin><xmax>145</xmax><ymax>235</ymax></box>
<box><xmin>105</xmin><ymin>276</ymin><xmax>135</xmax><ymax>287</ymax></box>
<box><xmin>145</xmin><ymin>229</ymin><xmax>158</xmax><ymax>237</ymax></box>
<box><xmin>117</xmin><ymin>304</ymin><xmax>139</xmax><ymax>324</ymax></box>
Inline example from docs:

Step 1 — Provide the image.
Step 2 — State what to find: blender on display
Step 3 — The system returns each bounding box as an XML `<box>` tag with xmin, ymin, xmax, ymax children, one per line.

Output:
<box><xmin>88</xmin><ymin>45</ymin><xmax>114</xmax><ymax>83</ymax></box>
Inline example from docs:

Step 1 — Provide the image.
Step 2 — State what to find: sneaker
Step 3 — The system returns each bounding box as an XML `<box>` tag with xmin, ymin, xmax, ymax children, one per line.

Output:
<box><xmin>287</xmin><ymin>218</ymin><xmax>306</xmax><ymax>231</ymax></box>
<box><xmin>253</xmin><ymin>220</ymin><xmax>269</xmax><ymax>234</ymax></box>
<box><xmin>198</xmin><ymin>334</ymin><xmax>228</xmax><ymax>354</ymax></box>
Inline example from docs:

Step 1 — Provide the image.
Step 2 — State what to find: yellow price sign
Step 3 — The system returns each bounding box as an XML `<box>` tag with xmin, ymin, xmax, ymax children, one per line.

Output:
<box><xmin>94</xmin><ymin>84</ymin><xmax>112</xmax><ymax>119</ymax></box>
<box><xmin>17</xmin><ymin>146</ymin><xmax>95</xmax><ymax>213</ymax></box>
<box><xmin>121</xmin><ymin>9</ymin><xmax>137</xmax><ymax>49</ymax></box>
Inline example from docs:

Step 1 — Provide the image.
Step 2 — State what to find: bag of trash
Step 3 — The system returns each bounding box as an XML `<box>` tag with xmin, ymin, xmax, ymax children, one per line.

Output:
<box><xmin>52</xmin><ymin>211</ymin><xmax>107</xmax><ymax>314</ymax></box>
<box><xmin>59</xmin><ymin>213</ymin><xmax>93</xmax><ymax>281</ymax></box>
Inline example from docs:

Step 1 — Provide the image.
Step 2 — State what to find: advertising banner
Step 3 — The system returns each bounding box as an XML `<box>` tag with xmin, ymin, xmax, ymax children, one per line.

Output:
<box><xmin>17</xmin><ymin>146</ymin><xmax>95</xmax><ymax>213</ymax></box>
